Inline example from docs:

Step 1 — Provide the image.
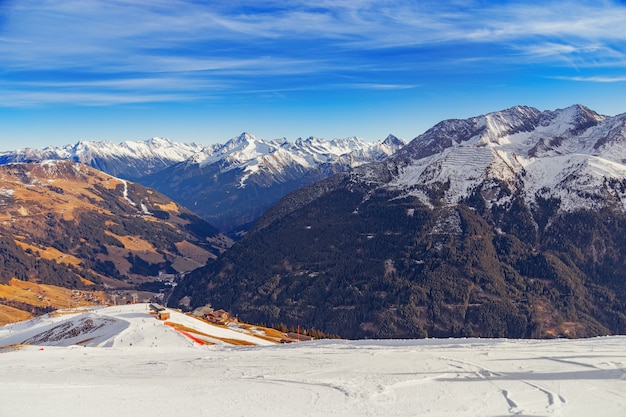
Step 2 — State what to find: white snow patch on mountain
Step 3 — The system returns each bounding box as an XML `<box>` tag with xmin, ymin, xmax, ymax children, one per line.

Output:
<box><xmin>140</xmin><ymin>202</ymin><xmax>152</xmax><ymax>215</ymax></box>
<box><xmin>120</xmin><ymin>179</ymin><xmax>136</xmax><ymax>206</ymax></box>
<box><xmin>0</xmin><ymin>188</ymin><xmax>14</xmax><ymax>197</ymax></box>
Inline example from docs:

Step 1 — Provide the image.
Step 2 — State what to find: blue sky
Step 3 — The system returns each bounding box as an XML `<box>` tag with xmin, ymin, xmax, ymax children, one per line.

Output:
<box><xmin>1</xmin><ymin>0</ymin><xmax>626</xmax><ymax>150</ymax></box>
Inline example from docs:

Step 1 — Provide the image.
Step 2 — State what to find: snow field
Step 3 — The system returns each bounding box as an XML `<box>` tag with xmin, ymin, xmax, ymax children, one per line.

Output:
<box><xmin>1</xmin><ymin>308</ymin><xmax>625</xmax><ymax>417</ymax></box>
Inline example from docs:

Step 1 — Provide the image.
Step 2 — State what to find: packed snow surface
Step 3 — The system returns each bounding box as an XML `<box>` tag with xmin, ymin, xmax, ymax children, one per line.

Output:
<box><xmin>1</xmin><ymin>305</ymin><xmax>625</xmax><ymax>417</ymax></box>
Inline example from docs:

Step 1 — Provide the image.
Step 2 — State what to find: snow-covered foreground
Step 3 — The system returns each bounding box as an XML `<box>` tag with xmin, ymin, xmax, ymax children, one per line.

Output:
<box><xmin>1</xmin><ymin>306</ymin><xmax>625</xmax><ymax>417</ymax></box>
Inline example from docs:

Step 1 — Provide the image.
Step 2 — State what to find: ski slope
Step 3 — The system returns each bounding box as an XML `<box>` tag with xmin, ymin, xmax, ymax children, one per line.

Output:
<box><xmin>1</xmin><ymin>304</ymin><xmax>625</xmax><ymax>416</ymax></box>
<box><xmin>0</xmin><ymin>303</ymin><xmax>277</xmax><ymax>348</ymax></box>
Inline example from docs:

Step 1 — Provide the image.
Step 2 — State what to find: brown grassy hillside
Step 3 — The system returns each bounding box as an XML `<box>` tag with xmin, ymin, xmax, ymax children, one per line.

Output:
<box><xmin>0</xmin><ymin>161</ymin><xmax>230</xmax><ymax>323</ymax></box>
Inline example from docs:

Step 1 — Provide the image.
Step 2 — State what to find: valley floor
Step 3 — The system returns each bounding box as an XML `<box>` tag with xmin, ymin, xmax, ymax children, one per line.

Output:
<box><xmin>1</xmin><ymin>336</ymin><xmax>625</xmax><ymax>416</ymax></box>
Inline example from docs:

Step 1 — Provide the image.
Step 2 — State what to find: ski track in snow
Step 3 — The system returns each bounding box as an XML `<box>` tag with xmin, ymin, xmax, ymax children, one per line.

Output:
<box><xmin>441</xmin><ymin>354</ymin><xmax>568</xmax><ymax>415</ymax></box>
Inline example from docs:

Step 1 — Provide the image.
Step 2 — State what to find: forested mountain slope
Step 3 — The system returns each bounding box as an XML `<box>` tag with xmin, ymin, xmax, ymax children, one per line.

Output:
<box><xmin>170</xmin><ymin>105</ymin><xmax>626</xmax><ymax>339</ymax></box>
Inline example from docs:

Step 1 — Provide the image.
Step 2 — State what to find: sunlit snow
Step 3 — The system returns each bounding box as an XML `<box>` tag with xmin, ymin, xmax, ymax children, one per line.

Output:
<box><xmin>190</xmin><ymin>132</ymin><xmax>404</xmax><ymax>187</ymax></box>
<box><xmin>1</xmin><ymin>304</ymin><xmax>625</xmax><ymax>417</ymax></box>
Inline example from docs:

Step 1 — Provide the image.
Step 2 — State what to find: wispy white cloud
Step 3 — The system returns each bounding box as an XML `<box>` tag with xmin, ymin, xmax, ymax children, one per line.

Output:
<box><xmin>138</xmin><ymin>56</ymin><xmax>327</xmax><ymax>76</ymax></box>
<box><xmin>0</xmin><ymin>89</ymin><xmax>204</xmax><ymax>107</ymax></box>
<box><xmin>1</xmin><ymin>0</ymin><xmax>625</xmax><ymax>106</ymax></box>
<box><xmin>12</xmin><ymin>76</ymin><xmax>229</xmax><ymax>91</ymax></box>
<box><xmin>338</xmin><ymin>83</ymin><xmax>419</xmax><ymax>91</ymax></box>
<box><xmin>551</xmin><ymin>75</ymin><xmax>626</xmax><ymax>83</ymax></box>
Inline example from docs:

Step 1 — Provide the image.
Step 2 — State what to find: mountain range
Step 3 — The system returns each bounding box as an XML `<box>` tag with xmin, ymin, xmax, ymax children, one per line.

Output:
<box><xmin>140</xmin><ymin>132</ymin><xmax>405</xmax><ymax>234</ymax></box>
<box><xmin>169</xmin><ymin>104</ymin><xmax>626</xmax><ymax>339</ymax></box>
<box><xmin>0</xmin><ymin>137</ymin><xmax>204</xmax><ymax>180</ymax></box>
<box><xmin>3</xmin><ymin>104</ymin><xmax>626</xmax><ymax>339</ymax></box>
<box><xmin>1</xmin><ymin>134</ymin><xmax>405</xmax><ymax>235</ymax></box>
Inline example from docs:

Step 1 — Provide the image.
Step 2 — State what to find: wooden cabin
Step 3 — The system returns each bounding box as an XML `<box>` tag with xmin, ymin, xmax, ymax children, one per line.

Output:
<box><xmin>205</xmin><ymin>309</ymin><xmax>229</xmax><ymax>325</ymax></box>
<box><xmin>150</xmin><ymin>303</ymin><xmax>169</xmax><ymax>320</ymax></box>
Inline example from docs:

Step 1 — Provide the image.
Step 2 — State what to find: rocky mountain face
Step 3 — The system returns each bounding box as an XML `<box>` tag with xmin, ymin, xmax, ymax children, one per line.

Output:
<box><xmin>140</xmin><ymin>133</ymin><xmax>405</xmax><ymax>235</ymax></box>
<box><xmin>0</xmin><ymin>161</ymin><xmax>230</xmax><ymax>295</ymax></box>
<box><xmin>170</xmin><ymin>104</ymin><xmax>626</xmax><ymax>339</ymax></box>
<box><xmin>0</xmin><ymin>137</ymin><xmax>205</xmax><ymax>180</ymax></box>
<box><xmin>387</xmin><ymin>104</ymin><xmax>624</xmax><ymax>213</ymax></box>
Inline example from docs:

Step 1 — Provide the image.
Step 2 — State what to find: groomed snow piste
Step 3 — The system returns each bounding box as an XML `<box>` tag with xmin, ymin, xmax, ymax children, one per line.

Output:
<box><xmin>1</xmin><ymin>304</ymin><xmax>625</xmax><ymax>417</ymax></box>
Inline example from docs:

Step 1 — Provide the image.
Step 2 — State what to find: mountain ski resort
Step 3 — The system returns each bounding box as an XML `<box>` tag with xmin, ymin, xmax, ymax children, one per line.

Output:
<box><xmin>2</xmin><ymin>105</ymin><xmax>626</xmax><ymax>416</ymax></box>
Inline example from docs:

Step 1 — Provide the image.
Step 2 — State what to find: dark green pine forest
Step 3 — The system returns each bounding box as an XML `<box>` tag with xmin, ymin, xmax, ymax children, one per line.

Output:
<box><xmin>170</xmin><ymin>174</ymin><xmax>626</xmax><ymax>339</ymax></box>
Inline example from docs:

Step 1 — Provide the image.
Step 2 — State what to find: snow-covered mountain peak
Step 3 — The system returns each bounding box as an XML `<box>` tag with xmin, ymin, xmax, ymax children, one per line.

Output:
<box><xmin>538</xmin><ymin>104</ymin><xmax>605</xmax><ymax>137</ymax></box>
<box><xmin>556</xmin><ymin>103</ymin><xmax>605</xmax><ymax>125</ymax></box>
<box><xmin>215</xmin><ymin>133</ymin><xmax>275</xmax><ymax>163</ymax></box>
<box><xmin>187</xmin><ymin>133</ymin><xmax>405</xmax><ymax>175</ymax></box>
<box><xmin>476</xmin><ymin>105</ymin><xmax>543</xmax><ymax>146</ymax></box>
<box><xmin>0</xmin><ymin>138</ymin><xmax>206</xmax><ymax>179</ymax></box>
<box><xmin>386</xmin><ymin>105</ymin><xmax>625</xmax><ymax>214</ymax></box>
<box><xmin>72</xmin><ymin>139</ymin><xmax>90</xmax><ymax>150</ymax></box>
<box><xmin>225</xmin><ymin>132</ymin><xmax>263</xmax><ymax>148</ymax></box>
<box><xmin>398</xmin><ymin>105</ymin><xmax>601</xmax><ymax>159</ymax></box>
<box><xmin>146</xmin><ymin>136</ymin><xmax>175</xmax><ymax>147</ymax></box>
<box><xmin>394</xmin><ymin>108</ymin><xmax>529</xmax><ymax>160</ymax></box>
<box><xmin>187</xmin><ymin>150</ymin><xmax>212</xmax><ymax>166</ymax></box>
<box><xmin>382</xmin><ymin>134</ymin><xmax>404</xmax><ymax>147</ymax></box>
